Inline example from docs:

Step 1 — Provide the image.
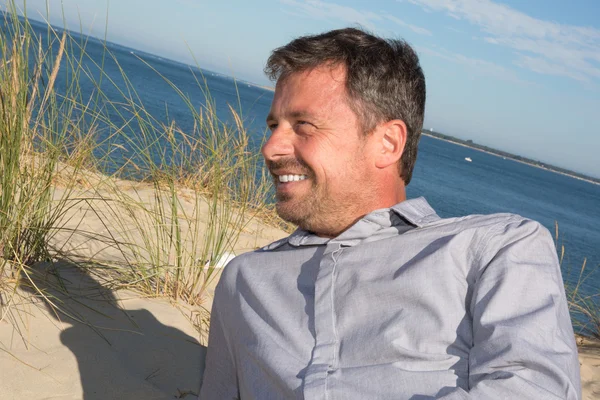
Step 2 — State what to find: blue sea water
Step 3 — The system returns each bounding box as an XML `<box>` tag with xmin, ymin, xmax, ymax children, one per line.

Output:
<box><xmin>19</xmin><ymin>19</ymin><xmax>600</xmax><ymax>314</ymax></box>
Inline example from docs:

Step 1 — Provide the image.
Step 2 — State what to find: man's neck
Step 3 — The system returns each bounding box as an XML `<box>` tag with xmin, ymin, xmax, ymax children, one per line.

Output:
<box><xmin>312</xmin><ymin>191</ymin><xmax>407</xmax><ymax>238</ymax></box>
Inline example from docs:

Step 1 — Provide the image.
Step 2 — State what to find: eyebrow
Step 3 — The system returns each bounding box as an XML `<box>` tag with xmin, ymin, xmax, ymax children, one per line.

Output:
<box><xmin>266</xmin><ymin>110</ymin><xmax>317</xmax><ymax>124</ymax></box>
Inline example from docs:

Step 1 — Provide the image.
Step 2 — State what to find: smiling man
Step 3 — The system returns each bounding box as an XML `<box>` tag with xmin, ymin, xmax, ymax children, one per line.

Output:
<box><xmin>264</xmin><ymin>62</ymin><xmax>402</xmax><ymax>237</ymax></box>
<box><xmin>200</xmin><ymin>28</ymin><xmax>581</xmax><ymax>399</ymax></box>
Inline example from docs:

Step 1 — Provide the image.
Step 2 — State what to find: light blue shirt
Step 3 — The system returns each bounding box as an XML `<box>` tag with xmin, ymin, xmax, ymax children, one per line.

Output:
<box><xmin>200</xmin><ymin>197</ymin><xmax>581</xmax><ymax>399</ymax></box>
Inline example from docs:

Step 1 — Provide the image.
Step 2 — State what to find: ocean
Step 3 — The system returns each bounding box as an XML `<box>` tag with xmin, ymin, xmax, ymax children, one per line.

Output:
<box><xmin>19</xmin><ymin>18</ymin><xmax>600</xmax><ymax>321</ymax></box>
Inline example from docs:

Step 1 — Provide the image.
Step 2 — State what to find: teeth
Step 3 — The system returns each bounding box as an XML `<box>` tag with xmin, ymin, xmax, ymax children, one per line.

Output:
<box><xmin>278</xmin><ymin>174</ymin><xmax>307</xmax><ymax>183</ymax></box>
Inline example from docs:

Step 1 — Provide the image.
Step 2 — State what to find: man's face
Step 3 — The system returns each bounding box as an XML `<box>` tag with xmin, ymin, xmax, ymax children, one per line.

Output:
<box><xmin>263</xmin><ymin>65</ymin><xmax>378</xmax><ymax>237</ymax></box>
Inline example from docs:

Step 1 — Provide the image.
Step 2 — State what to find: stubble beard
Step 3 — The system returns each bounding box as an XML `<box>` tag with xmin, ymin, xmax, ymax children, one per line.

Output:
<box><xmin>269</xmin><ymin>157</ymin><xmax>368</xmax><ymax>237</ymax></box>
<box><xmin>277</xmin><ymin>178</ymin><xmax>357</xmax><ymax>237</ymax></box>
<box><xmin>268</xmin><ymin>158</ymin><xmax>327</xmax><ymax>232</ymax></box>
<box><xmin>275</xmin><ymin>180</ymin><xmax>322</xmax><ymax>231</ymax></box>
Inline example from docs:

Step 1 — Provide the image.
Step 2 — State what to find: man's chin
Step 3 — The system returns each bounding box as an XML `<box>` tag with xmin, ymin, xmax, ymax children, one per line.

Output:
<box><xmin>275</xmin><ymin>201</ymin><xmax>309</xmax><ymax>227</ymax></box>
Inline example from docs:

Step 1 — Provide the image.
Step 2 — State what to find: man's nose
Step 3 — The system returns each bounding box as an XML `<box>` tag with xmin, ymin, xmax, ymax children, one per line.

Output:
<box><xmin>261</xmin><ymin>127</ymin><xmax>294</xmax><ymax>162</ymax></box>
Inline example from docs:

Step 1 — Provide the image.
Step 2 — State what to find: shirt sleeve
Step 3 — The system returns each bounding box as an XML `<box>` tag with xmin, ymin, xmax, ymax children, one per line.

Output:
<box><xmin>438</xmin><ymin>218</ymin><xmax>581</xmax><ymax>400</ymax></box>
<box><xmin>199</xmin><ymin>284</ymin><xmax>240</xmax><ymax>400</ymax></box>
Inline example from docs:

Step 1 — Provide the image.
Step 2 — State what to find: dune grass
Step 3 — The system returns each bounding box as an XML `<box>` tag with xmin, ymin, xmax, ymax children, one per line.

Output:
<box><xmin>554</xmin><ymin>223</ymin><xmax>600</xmax><ymax>339</ymax></box>
<box><xmin>0</xmin><ymin>3</ymin><xmax>281</xmax><ymax>340</ymax></box>
<box><xmin>0</xmin><ymin>7</ymin><xmax>83</xmax><ymax>296</ymax></box>
<box><xmin>566</xmin><ymin>262</ymin><xmax>600</xmax><ymax>340</ymax></box>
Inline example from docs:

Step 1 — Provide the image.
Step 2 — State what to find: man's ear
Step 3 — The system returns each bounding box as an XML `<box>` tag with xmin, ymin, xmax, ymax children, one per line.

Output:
<box><xmin>374</xmin><ymin>119</ymin><xmax>407</xmax><ymax>169</ymax></box>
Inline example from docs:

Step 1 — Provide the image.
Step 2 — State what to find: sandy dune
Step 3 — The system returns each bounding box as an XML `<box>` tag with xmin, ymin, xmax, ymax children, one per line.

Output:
<box><xmin>1</xmin><ymin>263</ymin><xmax>203</xmax><ymax>399</ymax></box>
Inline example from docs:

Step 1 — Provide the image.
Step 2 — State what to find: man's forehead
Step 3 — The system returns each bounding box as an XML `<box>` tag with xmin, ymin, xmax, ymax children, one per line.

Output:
<box><xmin>276</xmin><ymin>63</ymin><xmax>347</xmax><ymax>89</ymax></box>
<box><xmin>268</xmin><ymin>65</ymin><xmax>349</xmax><ymax>119</ymax></box>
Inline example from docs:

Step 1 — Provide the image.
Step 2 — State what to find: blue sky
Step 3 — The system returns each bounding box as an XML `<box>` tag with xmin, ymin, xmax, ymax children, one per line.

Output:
<box><xmin>8</xmin><ymin>0</ymin><xmax>600</xmax><ymax>178</ymax></box>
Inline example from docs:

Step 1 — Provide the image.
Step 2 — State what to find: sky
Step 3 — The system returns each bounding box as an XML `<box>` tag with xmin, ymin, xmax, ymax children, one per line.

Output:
<box><xmin>7</xmin><ymin>0</ymin><xmax>600</xmax><ymax>178</ymax></box>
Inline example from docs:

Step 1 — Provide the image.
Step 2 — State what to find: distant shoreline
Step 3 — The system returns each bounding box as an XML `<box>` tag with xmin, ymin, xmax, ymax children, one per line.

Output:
<box><xmin>422</xmin><ymin>132</ymin><xmax>600</xmax><ymax>186</ymax></box>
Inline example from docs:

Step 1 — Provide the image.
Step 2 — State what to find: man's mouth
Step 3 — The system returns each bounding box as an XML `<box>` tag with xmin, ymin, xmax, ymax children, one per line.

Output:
<box><xmin>277</xmin><ymin>174</ymin><xmax>308</xmax><ymax>183</ymax></box>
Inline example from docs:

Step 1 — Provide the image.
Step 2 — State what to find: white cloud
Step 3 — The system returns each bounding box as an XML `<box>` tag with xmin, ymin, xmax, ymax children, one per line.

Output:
<box><xmin>280</xmin><ymin>0</ymin><xmax>382</xmax><ymax>30</ymax></box>
<box><xmin>406</xmin><ymin>0</ymin><xmax>600</xmax><ymax>82</ymax></box>
<box><xmin>386</xmin><ymin>15</ymin><xmax>433</xmax><ymax>36</ymax></box>
<box><xmin>280</xmin><ymin>0</ymin><xmax>432</xmax><ymax>35</ymax></box>
<box><xmin>418</xmin><ymin>46</ymin><xmax>531</xmax><ymax>85</ymax></box>
<box><xmin>515</xmin><ymin>55</ymin><xmax>588</xmax><ymax>82</ymax></box>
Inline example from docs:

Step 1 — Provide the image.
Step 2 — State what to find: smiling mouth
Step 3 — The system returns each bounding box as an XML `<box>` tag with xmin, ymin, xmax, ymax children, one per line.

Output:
<box><xmin>277</xmin><ymin>174</ymin><xmax>308</xmax><ymax>183</ymax></box>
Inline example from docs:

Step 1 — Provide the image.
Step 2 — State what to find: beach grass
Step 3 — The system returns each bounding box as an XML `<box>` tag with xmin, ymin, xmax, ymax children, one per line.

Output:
<box><xmin>562</xmin><ymin>258</ymin><xmax>600</xmax><ymax>340</ymax></box>
<box><xmin>0</xmin><ymin>6</ymin><xmax>85</xmax><ymax>302</ymax></box>
<box><xmin>555</xmin><ymin>223</ymin><xmax>600</xmax><ymax>339</ymax></box>
<box><xmin>0</xmin><ymin>2</ymin><xmax>282</xmax><ymax>339</ymax></box>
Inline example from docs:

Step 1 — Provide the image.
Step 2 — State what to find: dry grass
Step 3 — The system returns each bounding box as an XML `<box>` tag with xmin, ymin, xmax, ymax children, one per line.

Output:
<box><xmin>555</xmin><ymin>222</ymin><xmax>600</xmax><ymax>339</ymax></box>
<box><xmin>0</xmin><ymin>4</ymin><xmax>278</xmax><ymax>339</ymax></box>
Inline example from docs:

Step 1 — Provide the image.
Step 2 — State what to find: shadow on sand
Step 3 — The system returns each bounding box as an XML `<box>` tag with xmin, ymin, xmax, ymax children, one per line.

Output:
<box><xmin>23</xmin><ymin>261</ymin><xmax>206</xmax><ymax>399</ymax></box>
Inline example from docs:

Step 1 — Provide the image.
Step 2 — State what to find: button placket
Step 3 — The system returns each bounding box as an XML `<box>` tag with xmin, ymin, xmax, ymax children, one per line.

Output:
<box><xmin>303</xmin><ymin>242</ymin><xmax>343</xmax><ymax>400</ymax></box>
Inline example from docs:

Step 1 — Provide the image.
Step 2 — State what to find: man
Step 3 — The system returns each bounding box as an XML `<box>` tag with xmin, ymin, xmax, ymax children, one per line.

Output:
<box><xmin>200</xmin><ymin>28</ymin><xmax>581</xmax><ymax>399</ymax></box>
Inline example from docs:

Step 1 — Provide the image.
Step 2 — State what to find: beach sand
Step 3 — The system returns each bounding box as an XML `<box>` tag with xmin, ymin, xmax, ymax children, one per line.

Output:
<box><xmin>577</xmin><ymin>336</ymin><xmax>600</xmax><ymax>399</ymax></box>
<box><xmin>0</xmin><ymin>175</ymin><xmax>597</xmax><ymax>399</ymax></box>
<box><xmin>1</xmin><ymin>263</ymin><xmax>203</xmax><ymax>399</ymax></box>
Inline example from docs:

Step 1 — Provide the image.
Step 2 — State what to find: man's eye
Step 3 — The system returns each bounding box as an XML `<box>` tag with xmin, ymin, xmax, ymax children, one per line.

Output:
<box><xmin>295</xmin><ymin>121</ymin><xmax>312</xmax><ymax>128</ymax></box>
<box><xmin>268</xmin><ymin>123</ymin><xmax>278</xmax><ymax>131</ymax></box>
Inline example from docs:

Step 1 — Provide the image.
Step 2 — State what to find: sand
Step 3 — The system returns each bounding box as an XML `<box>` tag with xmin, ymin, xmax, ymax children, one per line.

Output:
<box><xmin>0</xmin><ymin>175</ymin><xmax>598</xmax><ymax>399</ymax></box>
<box><xmin>577</xmin><ymin>335</ymin><xmax>600</xmax><ymax>399</ymax></box>
<box><xmin>1</xmin><ymin>263</ymin><xmax>203</xmax><ymax>399</ymax></box>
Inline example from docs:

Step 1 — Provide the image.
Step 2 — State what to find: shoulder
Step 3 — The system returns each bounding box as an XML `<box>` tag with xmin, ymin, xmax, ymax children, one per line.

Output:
<box><xmin>425</xmin><ymin>212</ymin><xmax>534</xmax><ymax>232</ymax></box>
<box><xmin>450</xmin><ymin>214</ymin><xmax>560</xmax><ymax>283</ymax></box>
<box><xmin>418</xmin><ymin>212</ymin><xmax>555</xmax><ymax>273</ymax></box>
<box><xmin>464</xmin><ymin>214</ymin><xmax>555</xmax><ymax>262</ymax></box>
<box><xmin>422</xmin><ymin>212</ymin><xmax>552</xmax><ymax>247</ymax></box>
<box><xmin>414</xmin><ymin>211</ymin><xmax>548</xmax><ymax>245</ymax></box>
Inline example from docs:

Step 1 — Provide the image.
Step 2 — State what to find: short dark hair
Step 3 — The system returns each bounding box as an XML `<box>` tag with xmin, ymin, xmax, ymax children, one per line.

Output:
<box><xmin>265</xmin><ymin>27</ymin><xmax>426</xmax><ymax>185</ymax></box>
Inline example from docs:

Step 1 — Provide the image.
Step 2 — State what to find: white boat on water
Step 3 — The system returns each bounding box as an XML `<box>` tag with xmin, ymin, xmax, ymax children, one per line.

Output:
<box><xmin>465</xmin><ymin>157</ymin><xmax>472</xmax><ymax>162</ymax></box>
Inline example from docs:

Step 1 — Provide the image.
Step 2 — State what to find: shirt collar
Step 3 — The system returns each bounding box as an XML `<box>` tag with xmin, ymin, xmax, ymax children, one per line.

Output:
<box><xmin>390</xmin><ymin>196</ymin><xmax>440</xmax><ymax>227</ymax></box>
<box><xmin>263</xmin><ymin>197</ymin><xmax>440</xmax><ymax>250</ymax></box>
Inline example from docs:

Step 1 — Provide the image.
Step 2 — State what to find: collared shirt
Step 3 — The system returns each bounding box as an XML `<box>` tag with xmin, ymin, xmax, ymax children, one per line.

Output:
<box><xmin>200</xmin><ymin>197</ymin><xmax>581</xmax><ymax>399</ymax></box>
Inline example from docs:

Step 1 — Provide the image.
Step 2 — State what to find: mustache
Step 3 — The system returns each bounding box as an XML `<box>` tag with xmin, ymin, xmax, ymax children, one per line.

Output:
<box><xmin>266</xmin><ymin>158</ymin><xmax>312</xmax><ymax>176</ymax></box>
